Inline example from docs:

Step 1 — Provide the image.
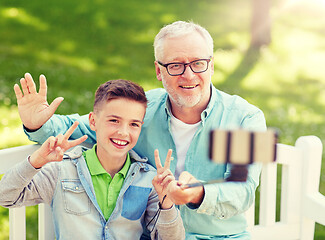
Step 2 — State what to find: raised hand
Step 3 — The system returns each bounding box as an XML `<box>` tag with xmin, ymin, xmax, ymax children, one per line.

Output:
<box><xmin>29</xmin><ymin>121</ymin><xmax>88</xmax><ymax>168</ymax></box>
<box><xmin>14</xmin><ymin>73</ymin><xmax>64</xmax><ymax>130</ymax></box>
<box><xmin>152</xmin><ymin>149</ymin><xmax>175</xmax><ymax>209</ymax></box>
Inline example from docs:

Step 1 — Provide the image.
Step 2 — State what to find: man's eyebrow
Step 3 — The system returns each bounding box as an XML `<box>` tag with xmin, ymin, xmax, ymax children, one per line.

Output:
<box><xmin>169</xmin><ymin>57</ymin><xmax>203</xmax><ymax>63</ymax></box>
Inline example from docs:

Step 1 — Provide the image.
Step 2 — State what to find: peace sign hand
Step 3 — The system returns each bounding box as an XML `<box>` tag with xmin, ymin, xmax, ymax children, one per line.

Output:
<box><xmin>29</xmin><ymin>121</ymin><xmax>88</xmax><ymax>168</ymax></box>
<box><xmin>152</xmin><ymin>149</ymin><xmax>175</xmax><ymax>209</ymax></box>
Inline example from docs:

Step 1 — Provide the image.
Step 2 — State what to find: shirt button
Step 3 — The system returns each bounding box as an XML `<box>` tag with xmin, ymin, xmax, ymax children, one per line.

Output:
<box><xmin>105</xmin><ymin>226</ymin><xmax>108</xmax><ymax>229</ymax></box>
<box><xmin>75</xmin><ymin>187</ymin><xmax>79</xmax><ymax>190</ymax></box>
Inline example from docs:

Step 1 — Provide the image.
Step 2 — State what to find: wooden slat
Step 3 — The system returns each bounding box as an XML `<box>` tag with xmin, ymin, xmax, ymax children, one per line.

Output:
<box><xmin>275</xmin><ymin>143</ymin><xmax>301</xmax><ymax>165</ymax></box>
<box><xmin>250</xmin><ymin>222</ymin><xmax>300</xmax><ymax>240</ymax></box>
<box><xmin>296</xmin><ymin>136</ymin><xmax>323</xmax><ymax>240</ymax></box>
<box><xmin>303</xmin><ymin>193</ymin><xmax>325</xmax><ymax>226</ymax></box>
<box><xmin>38</xmin><ymin>204</ymin><xmax>55</xmax><ymax>240</ymax></box>
<box><xmin>0</xmin><ymin>145</ymin><xmax>40</xmax><ymax>174</ymax></box>
<box><xmin>9</xmin><ymin>207</ymin><xmax>26</xmax><ymax>240</ymax></box>
<box><xmin>259</xmin><ymin>162</ymin><xmax>277</xmax><ymax>226</ymax></box>
<box><xmin>280</xmin><ymin>162</ymin><xmax>302</xmax><ymax>224</ymax></box>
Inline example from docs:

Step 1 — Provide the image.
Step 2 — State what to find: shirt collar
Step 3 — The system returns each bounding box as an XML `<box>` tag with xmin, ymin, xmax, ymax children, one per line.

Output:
<box><xmin>84</xmin><ymin>144</ymin><xmax>131</xmax><ymax>178</ymax></box>
<box><xmin>201</xmin><ymin>83</ymin><xmax>216</xmax><ymax>121</ymax></box>
<box><xmin>165</xmin><ymin>97</ymin><xmax>173</xmax><ymax>117</ymax></box>
<box><xmin>118</xmin><ymin>154</ymin><xmax>131</xmax><ymax>178</ymax></box>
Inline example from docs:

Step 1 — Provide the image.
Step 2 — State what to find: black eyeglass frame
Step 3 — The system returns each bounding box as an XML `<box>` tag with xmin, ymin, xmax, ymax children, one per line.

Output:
<box><xmin>157</xmin><ymin>58</ymin><xmax>212</xmax><ymax>76</ymax></box>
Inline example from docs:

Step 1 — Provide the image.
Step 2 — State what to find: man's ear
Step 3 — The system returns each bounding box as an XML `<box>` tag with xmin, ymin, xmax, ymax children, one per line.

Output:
<box><xmin>89</xmin><ymin>112</ymin><xmax>96</xmax><ymax>131</ymax></box>
<box><xmin>154</xmin><ymin>61</ymin><xmax>162</xmax><ymax>82</ymax></box>
<box><xmin>210</xmin><ymin>56</ymin><xmax>214</xmax><ymax>76</ymax></box>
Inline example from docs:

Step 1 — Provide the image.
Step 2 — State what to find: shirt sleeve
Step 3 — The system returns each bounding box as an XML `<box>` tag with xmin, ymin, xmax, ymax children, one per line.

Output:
<box><xmin>24</xmin><ymin>114</ymin><xmax>96</xmax><ymax>144</ymax></box>
<box><xmin>194</xmin><ymin>163</ymin><xmax>261</xmax><ymax>219</ymax></box>
<box><xmin>192</xmin><ymin>109</ymin><xmax>266</xmax><ymax>219</ymax></box>
<box><xmin>0</xmin><ymin>158</ymin><xmax>59</xmax><ymax>207</ymax></box>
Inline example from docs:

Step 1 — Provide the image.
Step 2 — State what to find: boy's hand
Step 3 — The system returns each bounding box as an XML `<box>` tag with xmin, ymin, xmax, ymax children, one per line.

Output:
<box><xmin>14</xmin><ymin>73</ymin><xmax>64</xmax><ymax>130</ymax></box>
<box><xmin>152</xmin><ymin>149</ymin><xmax>175</xmax><ymax>209</ymax></box>
<box><xmin>29</xmin><ymin>122</ymin><xmax>88</xmax><ymax>168</ymax></box>
<box><xmin>166</xmin><ymin>171</ymin><xmax>205</xmax><ymax>206</ymax></box>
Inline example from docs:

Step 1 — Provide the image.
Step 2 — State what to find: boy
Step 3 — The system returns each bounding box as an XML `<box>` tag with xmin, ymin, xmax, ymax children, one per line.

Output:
<box><xmin>0</xmin><ymin>79</ymin><xmax>184</xmax><ymax>239</ymax></box>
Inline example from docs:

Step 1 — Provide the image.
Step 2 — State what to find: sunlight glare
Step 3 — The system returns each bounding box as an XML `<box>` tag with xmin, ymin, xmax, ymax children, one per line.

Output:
<box><xmin>284</xmin><ymin>0</ymin><xmax>325</xmax><ymax>8</ymax></box>
<box><xmin>1</xmin><ymin>7</ymin><xmax>48</xmax><ymax>31</ymax></box>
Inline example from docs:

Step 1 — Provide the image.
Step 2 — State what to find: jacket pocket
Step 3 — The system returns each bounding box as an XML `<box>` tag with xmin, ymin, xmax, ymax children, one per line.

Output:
<box><xmin>61</xmin><ymin>180</ymin><xmax>90</xmax><ymax>215</ymax></box>
<box><xmin>121</xmin><ymin>185</ymin><xmax>151</xmax><ymax>220</ymax></box>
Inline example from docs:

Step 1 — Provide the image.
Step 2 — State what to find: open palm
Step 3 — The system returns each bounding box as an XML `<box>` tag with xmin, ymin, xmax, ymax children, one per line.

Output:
<box><xmin>14</xmin><ymin>73</ymin><xmax>64</xmax><ymax>130</ymax></box>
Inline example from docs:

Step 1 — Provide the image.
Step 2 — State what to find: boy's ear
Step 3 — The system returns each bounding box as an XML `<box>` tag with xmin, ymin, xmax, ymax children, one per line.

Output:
<box><xmin>89</xmin><ymin>112</ymin><xmax>97</xmax><ymax>131</ymax></box>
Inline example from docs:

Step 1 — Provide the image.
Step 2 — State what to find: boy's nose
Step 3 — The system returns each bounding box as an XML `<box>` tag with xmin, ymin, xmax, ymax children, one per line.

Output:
<box><xmin>117</xmin><ymin>126</ymin><xmax>128</xmax><ymax>136</ymax></box>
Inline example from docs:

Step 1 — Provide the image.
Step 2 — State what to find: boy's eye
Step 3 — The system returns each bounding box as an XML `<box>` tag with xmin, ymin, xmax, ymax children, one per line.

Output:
<box><xmin>131</xmin><ymin>123</ymin><xmax>140</xmax><ymax>127</ymax></box>
<box><xmin>109</xmin><ymin>119</ymin><xmax>118</xmax><ymax>123</ymax></box>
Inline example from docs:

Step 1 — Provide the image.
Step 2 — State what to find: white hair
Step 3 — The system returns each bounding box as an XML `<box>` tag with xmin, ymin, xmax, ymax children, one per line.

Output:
<box><xmin>154</xmin><ymin>21</ymin><xmax>214</xmax><ymax>60</ymax></box>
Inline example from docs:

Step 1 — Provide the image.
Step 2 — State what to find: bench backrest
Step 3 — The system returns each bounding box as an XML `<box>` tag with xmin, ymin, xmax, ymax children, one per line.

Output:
<box><xmin>246</xmin><ymin>135</ymin><xmax>325</xmax><ymax>240</ymax></box>
<box><xmin>0</xmin><ymin>136</ymin><xmax>324</xmax><ymax>240</ymax></box>
<box><xmin>0</xmin><ymin>145</ymin><xmax>55</xmax><ymax>240</ymax></box>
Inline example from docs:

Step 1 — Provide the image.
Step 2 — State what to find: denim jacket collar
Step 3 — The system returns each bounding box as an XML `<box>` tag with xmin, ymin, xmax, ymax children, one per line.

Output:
<box><xmin>64</xmin><ymin>147</ymin><xmax>149</xmax><ymax>166</ymax></box>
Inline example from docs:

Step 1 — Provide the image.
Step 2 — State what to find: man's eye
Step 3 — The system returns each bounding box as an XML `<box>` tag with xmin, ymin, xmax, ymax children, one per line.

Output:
<box><xmin>193</xmin><ymin>61</ymin><xmax>204</xmax><ymax>66</ymax></box>
<box><xmin>169</xmin><ymin>64</ymin><xmax>182</xmax><ymax>70</ymax></box>
<box><xmin>109</xmin><ymin>119</ymin><xmax>118</xmax><ymax>123</ymax></box>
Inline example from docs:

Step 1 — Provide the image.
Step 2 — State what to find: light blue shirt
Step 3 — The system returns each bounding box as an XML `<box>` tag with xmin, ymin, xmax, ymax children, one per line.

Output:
<box><xmin>25</xmin><ymin>84</ymin><xmax>266</xmax><ymax>239</ymax></box>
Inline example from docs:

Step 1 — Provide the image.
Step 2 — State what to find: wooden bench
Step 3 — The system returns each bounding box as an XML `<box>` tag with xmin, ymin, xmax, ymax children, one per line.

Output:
<box><xmin>0</xmin><ymin>136</ymin><xmax>324</xmax><ymax>240</ymax></box>
<box><xmin>0</xmin><ymin>144</ymin><xmax>54</xmax><ymax>240</ymax></box>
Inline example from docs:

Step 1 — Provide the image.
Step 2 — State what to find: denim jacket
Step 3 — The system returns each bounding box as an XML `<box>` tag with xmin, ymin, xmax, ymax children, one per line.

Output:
<box><xmin>0</xmin><ymin>147</ymin><xmax>185</xmax><ymax>240</ymax></box>
<box><xmin>24</xmin><ymin>84</ymin><xmax>266</xmax><ymax>239</ymax></box>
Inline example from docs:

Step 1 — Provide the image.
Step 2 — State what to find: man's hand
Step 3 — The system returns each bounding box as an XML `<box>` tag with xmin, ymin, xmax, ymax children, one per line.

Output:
<box><xmin>167</xmin><ymin>171</ymin><xmax>205</xmax><ymax>206</ymax></box>
<box><xmin>29</xmin><ymin>121</ymin><xmax>88</xmax><ymax>168</ymax></box>
<box><xmin>152</xmin><ymin>149</ymin><xmax>175</xmax><ymax>209</ymax></box>
<box><xmin>14</xmin><ymin>73</ymin><xmax>64</xmax><ymax>130</ymax></box>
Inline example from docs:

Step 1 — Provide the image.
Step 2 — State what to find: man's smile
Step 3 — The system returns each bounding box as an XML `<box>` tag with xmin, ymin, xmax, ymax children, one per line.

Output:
<box><xmin>179</xmin><ymin>84</ymin><xmax>199</xmax><ymax>89</ymax></box>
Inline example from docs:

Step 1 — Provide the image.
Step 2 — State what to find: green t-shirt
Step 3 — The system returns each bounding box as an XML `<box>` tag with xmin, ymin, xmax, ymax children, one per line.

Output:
<box><xmin>83</xmin><ymin>145</ymin><xmax>131</xmax><ymax>220</ymax></box>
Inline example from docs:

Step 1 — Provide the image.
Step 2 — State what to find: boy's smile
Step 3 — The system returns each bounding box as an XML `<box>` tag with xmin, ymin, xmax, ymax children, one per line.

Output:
<box><xmin>89</xmin><ymin>98</ymin><xmax>146</xmax><ymax>172</ymax></box>
<box><xmin>111</xmin><ymin>139</ymin><xmax>128</xmax><ymax>147</ymax></box>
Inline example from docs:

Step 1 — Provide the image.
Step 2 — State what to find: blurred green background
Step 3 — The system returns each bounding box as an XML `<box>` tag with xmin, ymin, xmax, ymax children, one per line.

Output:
<box><xmin>0</xmin><ymin>0</ymin><xmax>325</xmax><ymax>239</ymax></box>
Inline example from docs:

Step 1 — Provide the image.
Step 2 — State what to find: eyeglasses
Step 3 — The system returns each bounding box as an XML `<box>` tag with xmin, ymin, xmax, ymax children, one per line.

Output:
<box><xmin>157</xmin><ymin>58</ymin><xmax>212</xmax><ymax>76</ymax></box>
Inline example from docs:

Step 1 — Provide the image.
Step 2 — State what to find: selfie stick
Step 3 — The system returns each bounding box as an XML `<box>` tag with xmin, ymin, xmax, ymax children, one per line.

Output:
<box><xmin>181</xmin><ymin>129</ymin><xmax>278</xmax><ymax>189</ymax></box>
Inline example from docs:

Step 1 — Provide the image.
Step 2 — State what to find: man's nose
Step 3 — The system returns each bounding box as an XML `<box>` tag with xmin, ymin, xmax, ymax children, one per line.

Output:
<box><xmin>181</xmin><ymin>65</ymin><xmax>195</xmax><ymax>79</ymax></box>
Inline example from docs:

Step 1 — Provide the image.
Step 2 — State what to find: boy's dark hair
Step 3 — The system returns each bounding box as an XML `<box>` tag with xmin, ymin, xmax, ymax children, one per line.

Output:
<box><xmin>94</xmin><ymin>79</ymin><xmax>147</xmax><ymax>113</ymax></box>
